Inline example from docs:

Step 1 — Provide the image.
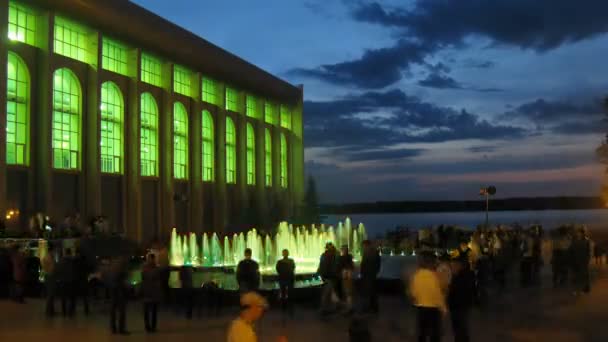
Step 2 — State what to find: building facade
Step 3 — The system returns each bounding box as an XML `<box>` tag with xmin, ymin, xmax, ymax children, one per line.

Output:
<box><xmin>0</xmin><ymin>0</ymin><xmax>305</xmax><ymax>242</ymax></box>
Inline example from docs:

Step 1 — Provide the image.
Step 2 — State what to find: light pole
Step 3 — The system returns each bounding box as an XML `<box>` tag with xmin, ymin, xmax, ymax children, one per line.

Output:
<box><xmin>479</xmin><ymin>186</ymin><xmax>496</xmax><ymax>228</ymax></box>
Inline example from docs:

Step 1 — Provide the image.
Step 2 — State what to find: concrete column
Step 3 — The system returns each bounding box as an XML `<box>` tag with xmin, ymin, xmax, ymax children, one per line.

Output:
<box><xmin>34</xmin><ymin>11</ymin><xmax>53</xmax><ymax>215</ymax></box>
<box><xmin>291</xmin><ymin>89</ymin><xmax>305</xmax><ymax>219</ymax></box>
<box><xmin>214</xmin><ymin>108</ymin><xmax>227</xmax><ymax>232</ymax></box>
<box><xmin>83</xmin><ymin>33</ymin><xmax>102</xmax><ymax>220</ymax></box>
<box><xmin>272</xmin><ymin>126</ymin><xmax>282</xmax><ymax>220</ymax></box>
<box><xmin>254</xmin><ymin>119</ymin><xmax>267</xmax><ymax>229</ymax></box>
<box><xmin>189</xmin><ymin>72</ymin><xmax>203</xmax><ymax>234</ymax></box>
<box><xmin>125</xmin><ymin>49</ymin><xmax>142</xmax><ymax>241</ymax></box>
<box><xmin>159</xmin><ymin>63</ymin><xmax>175</xmax><ymax>236</ymax></box>
<box><xmin>236</xmin><ymin>112</ymin><xmax>247</xmax><ymax>225</ymax></box>
<box><xmin>0</xmin><ymin>0</ymin><xmax>8</xmax><ymax>217</ymax></box>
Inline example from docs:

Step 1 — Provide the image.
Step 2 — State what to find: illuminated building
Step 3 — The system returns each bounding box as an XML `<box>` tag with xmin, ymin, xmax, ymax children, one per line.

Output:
<box><xmin>0</xmin><ymin>0</ymin><xmax>304</xmax><ymax>241</ymax></box>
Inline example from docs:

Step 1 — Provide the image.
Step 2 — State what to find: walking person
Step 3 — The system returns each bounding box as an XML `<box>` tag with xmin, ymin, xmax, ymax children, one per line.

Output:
<box><xmin>108</xmin><ymin>256</ymin><xmax>129</xmax><ymax>335</ymax></box>
<box><xmin>236</xmin><ymin>248</ymin><xmax>260</xmax><ymax>293</ymax></box>
<box><xmin>275</xmin><ymin>249</ymin><xmax>295</xmax><ymax>317</ymax></box>
<box><xmin>360</xmin><ymin>240</ymin><xmax>381</xmax><ymax>314</ymax></box>
<box><xmin>227</xmin><ymin>292</ymin><xmax>268</xmax><ymax>342</ymax></box>
<box><xmin>338</xmin><ymin>245</ymin><xmax>355</xmax><ymax>314</ymax></box>
<box><xmin>142</xmin><ymin>254</ymin><xmax>162</xmax><ymax>333</ymax></box>
<box><xmin>409</xmin><ymin>251</ymin><xmax>446</xmax><ymax>342</ymax></box>
<box><xmin>318</xmin><ymin>242</ymin><xmax>339</xmax><ymax>316</ymax></box>
<box><xmin>448</xmin><ymin>255</ymin><xmax>476</xmax><ymax>342</ymax></box>
<box><xmin>41</xmin><ymin>244</ymin><xmax>57</xmax><ymax>317</ymax></box>
<box><xmin>57</xmin><ymin>248</ymin><xmax>76</xmax><ymax>316</ymax></box>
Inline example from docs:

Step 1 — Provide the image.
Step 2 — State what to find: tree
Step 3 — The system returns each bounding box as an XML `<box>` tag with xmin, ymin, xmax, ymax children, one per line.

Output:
<box><xmin>303</xmin><ymin>176</ymin><xmax>321</xmax><ymax>224</ymax></box>
<box><xmin>596</xmin><ymin>96</ymin><xmax>608</xmax><ymax>205</ymax></box>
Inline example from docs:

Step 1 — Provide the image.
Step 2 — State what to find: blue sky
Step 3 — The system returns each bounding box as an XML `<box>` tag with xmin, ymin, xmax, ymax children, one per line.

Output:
<box><xmin>133</xmin><ymin>0</ymin><xmax>608</xmax><ymax>203</ymax></box>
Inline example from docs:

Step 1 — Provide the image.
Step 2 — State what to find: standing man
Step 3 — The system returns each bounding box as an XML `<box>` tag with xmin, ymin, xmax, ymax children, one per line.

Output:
<box><xmin>142</xmin><ymin>254</ymin><xmax>162</xmax><ymax>333</ymax></box>
<box><xmin>108</xmin><ymin>257</ymin><xmax>129</xmax><ymax>335</ymax></box>
<box><xmin>237</xmin><ymin>248</ymin><xmax>260</xmax><ymax>292</ymax></box>
<box><xmin>571</xmin><ymin>228</ymin><xmax>591</xmax><ymax>295</ymax></box>
<box><xmin>360</xmin><ymin>240</ymin><xmax>381</xmax><ymax>313</ymax></box>
<box><xmin>227</xmin><ymin>292</ymin><xmax>268</xmax><ymax>342</ymax></box>
<box><xmin>74</xmin><ymin>248</ymin><xmax>90</xmax><ymax>315</ymax></box>
<box><xmin>448</xmin><ymin>255</ymin><xmax>476</xmax><ymax>342</ymax></box>
<box><xmin>338</xmin><ymin>245</ymin><xmax>355</xmax><ymax>314</ymax></box>
<box><xmin>10</xmin><ymin>245</ymin><xmax>26</xmax><ymax>303</ymax></box>
<box><xmin>409</xmin><ymin>251</ymin><xmax>446</xmax><ymax>342</ymax></box>
<box><xmin>275</xmin><ymin>249</ymin><xmax>295</xmax><ymax>317</ymax></box>
<box><xmin>41</xmin><ymin>244</ymin><xmax>57</xmax><ymax>317</ymax></box>
<box><xmin>57</xmin><ymin>248</ymin><xmax>76</xmax><ymax>316</ymax></box>
<box><xmin>318</xmin><ymin>243</ymin><xmax>339</xmax><ymax>316</ymax></box>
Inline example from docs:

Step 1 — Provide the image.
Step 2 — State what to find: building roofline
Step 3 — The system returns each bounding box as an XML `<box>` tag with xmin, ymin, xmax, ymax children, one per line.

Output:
<box><xmin>26</xmin><ymin>0</ymin><xmax>302</xmax><ymax>103</ymax></box>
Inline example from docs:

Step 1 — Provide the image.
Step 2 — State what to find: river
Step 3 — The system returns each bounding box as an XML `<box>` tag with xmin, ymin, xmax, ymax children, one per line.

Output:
<box><xmin>325</xmin><ymin>209</ymin><xmax>608</xmax><ymax>238</ymax></box>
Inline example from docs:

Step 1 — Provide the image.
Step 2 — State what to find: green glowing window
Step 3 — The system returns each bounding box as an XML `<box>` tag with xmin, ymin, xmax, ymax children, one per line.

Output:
<box><xmin>225</xmin><ymin>87</ymin><xmax>238</xmax><ymax>112</ymax></box>
<box><xmin>8</xmin><ymin>1</ymin><xmax>37</xmax><ymax>46</ymax></box>
<box><xmin>202</xmin><ymin>77</ymin><xmax>219</xmax><ymax>106</ymax></box>
<box><xmin>54</xmin><ymin>16</ymin><xmax>93</xmax><ymax>64</ymax></box>
<box><xmin>100</xmin><ymin>82</ymin><xmax>123</xmax><ymax>174</ymax></box>
<box><xmin>246</xmin><ymin>123</ymin><xmax>255</xmax><ymax>185</ymax></box>
<box><xmin>280</xmin><ymin>105</ymin><xmax>292</xmax><ymax>130</ymax></box>
<box><xmin>141</xmin><ymin>53</ymin><xmax>162</xmax><ymax>87</ymax></box>
<box><xmin>246</xmin><ymin>95</ymin><xmax>259</xmax><ymax>119</ymax></box>
<box><xmin>6</xmin><ymin>52</ymin><xmax>30</xmax><ymax>166</ymax></box>
<box><xmin>173</xmin><ymin>102</ymin><xmax>189</xmax><ymax>180</ymax></box>
<box><xmin>265</xmin><ymin>101</ymin><xmax>277</xmax><ymax>125</ymax></box>
<box><xmin>202</xmin><ymin>110</ymin><xmax>214</xmax><ymax>182</ymax></box>
<box><xmin>280</xmin><ymin>133</ymin><xmax>287</xmax><ymax>188</ymax></box>
<box><xmin>52</xmin><ymin>68</ymin><xmax>81</xmax><ymax>170</ymax></box>
<box><xmin>102</xmin><ymin>38</ymin><xmax>128</xmax><ymax>76</ymax></box>
<box><xmin>264</xmin><ymin>129</ymin><xmax>272</xmax><ymax>187</ymax></box>
<box><xmin>173</xmin><ymin>65</ymin><xmax>191</xmax><ymax>97</ymax></box>
<box><xmin>225</xmin><ymin>117</ymin><xmax>236</xmax><ymax>184</ymax></box>
<box><xmin>140</xmin><ymin>93</ymin><xmax>158</xmax><ymax>177</ymax></box>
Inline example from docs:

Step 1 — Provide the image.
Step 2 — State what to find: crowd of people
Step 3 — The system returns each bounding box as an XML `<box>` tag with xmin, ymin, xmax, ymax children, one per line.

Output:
<box><xmin>0</xmin><ymin>224</ymin><xmax>599</xmax><ymax>341</ymax></box>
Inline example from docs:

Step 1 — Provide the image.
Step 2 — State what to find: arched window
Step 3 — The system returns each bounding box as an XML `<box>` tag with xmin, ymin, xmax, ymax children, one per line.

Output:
<box><xmin>246</xmin><ymin>123</ymin><xmax>255</xmax><ymax>185</ymax></box>
<box><xmin>225</xmin><ymin>117</ymin><xmax>236</xmax><ymax>184</ymax></box>
<box><xmin>264</xmin><ymin>129</ymin><xmax>272</xmax><ymax>187</ymax></box>
<box><xmin>52</xmin><ymin>68</ymin><xmax>81</xmax><ymax>170</ymax></box>
<box><xmin>202</xmin><ymin>110</ymin><xmax>214</xmax><ymax>181</ymax></box>
<box><xmin>100</xmin><ymin>82</ymin><xmax>123</xmax><ymax>174</ymax></box>
<box><xmin>280</xmin><ymin>133</ymin><xmax>288</xmax><ymax>188</ymax></box>
<box><xmin>6</xmin><ymin>52</ymin><xmax>30</xmax><ymax>165</ymax></box>
<box><xmin>140</xmin><ymin>93</ymin><xmax>158</xmax><ymax>177</ymax></box>
<box><xmin>173</xmin><ymin>102</ymin><xmax>189</xmax><ymax>180</ymax></box>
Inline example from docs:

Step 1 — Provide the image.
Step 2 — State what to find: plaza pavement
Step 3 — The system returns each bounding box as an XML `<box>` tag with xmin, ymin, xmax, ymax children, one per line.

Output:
<box><xmin>1</xmin><ymin>267</ymin><xmax>607</xmax><ymax>342</ymax></box>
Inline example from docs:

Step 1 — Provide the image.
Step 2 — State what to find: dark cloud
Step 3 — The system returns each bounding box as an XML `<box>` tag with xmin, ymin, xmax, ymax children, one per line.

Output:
<box><xmin>352</xmin><ymin>0</ymin><xmax>608</xmax><ymax>51</ymax></box>
<box><xmin>289</xmin><ymin>40</ymin><xmax>434</xmax><ymax>89</ymax></box>
<box><xmin>462</xmin><ymin>59</ymin><xmax>496</xmax><ymax>69</ymax></box>
<box><xmin>303</xmin><ymin>89</ymin><xmax>526</xmax><ymax>152</ymax></box>
<box><xmin>339</xmin><ymin>148</ymin><xmax>425</xmax><ymax>162</ymax></box>
<box><xmin>468</xmin><ymin>146</ymin><xmax>498</xmax><ymax>154</ymax></box>
<box><xmin>418</xmin><ymin>73</ymin><xmax>463</xmax><ymax>89</ymax></box>
<box><xmin>294</xmin><ymin>0</ymin><xmax>608</xmax><ymax>89</ymax></box>
<box><xmin>502</xmin><ymin>98</ymin><xmax>607</xmax><ymax>134</ymax></box>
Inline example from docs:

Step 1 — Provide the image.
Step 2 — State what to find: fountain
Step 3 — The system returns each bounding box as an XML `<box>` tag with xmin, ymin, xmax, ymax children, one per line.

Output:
<box><xmin>169</xmin><ymin>218</ymin><xmax>367</xmax><ymax>275</ymax></box>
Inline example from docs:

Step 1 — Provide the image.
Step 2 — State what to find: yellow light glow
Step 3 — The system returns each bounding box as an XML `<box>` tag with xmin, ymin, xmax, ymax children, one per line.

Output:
<box><xmin>8</xmin><ymin>211</ymin><xmax>14</xmax><ymax>216</ymax></box>
<box><xmin>5</xmin><ymin>215</ymin><xmax>11</xmax><ymax>220</ymax></box>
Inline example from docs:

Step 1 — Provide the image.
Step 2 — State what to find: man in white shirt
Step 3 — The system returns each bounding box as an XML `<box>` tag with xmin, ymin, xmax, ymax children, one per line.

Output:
<box><xmin>227</xmin><ymin>292</ymin><xmax>268</xmax><ymax>342</ymax></box>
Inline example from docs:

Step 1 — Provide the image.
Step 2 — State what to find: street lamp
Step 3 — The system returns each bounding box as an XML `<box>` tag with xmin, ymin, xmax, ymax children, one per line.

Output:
<box><xmin>479</xmin><ymin>186</ymin><xmax>496</xmax><ymax>228</ymax></box>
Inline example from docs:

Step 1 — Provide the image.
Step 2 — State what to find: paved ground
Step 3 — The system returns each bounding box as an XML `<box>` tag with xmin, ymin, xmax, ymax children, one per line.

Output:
<box><xmin>1</xmin><ymin>267</ymin><xmax>607</xmax><ymax>341</ymax></box>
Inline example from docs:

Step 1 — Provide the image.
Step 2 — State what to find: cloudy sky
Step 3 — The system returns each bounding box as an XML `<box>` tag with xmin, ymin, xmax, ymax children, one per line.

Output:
<box><xmin>134</xmin><ymin>0</ymin><xmax>608</xmax><ymax>203</ymax></box>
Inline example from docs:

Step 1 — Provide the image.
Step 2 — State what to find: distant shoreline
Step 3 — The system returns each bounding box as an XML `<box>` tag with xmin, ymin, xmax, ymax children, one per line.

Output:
<box><xmin>321</xmin><ymin>196</ymin><xmax>604</xmax><ymax>215</ymax></box>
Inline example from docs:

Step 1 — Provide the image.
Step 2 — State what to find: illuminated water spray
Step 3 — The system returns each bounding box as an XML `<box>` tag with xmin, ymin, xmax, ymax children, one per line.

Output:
<box><xmin>169</xmin><ymin>218</ymin><xmax>367</xmax><ymax>274</ymax></box>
